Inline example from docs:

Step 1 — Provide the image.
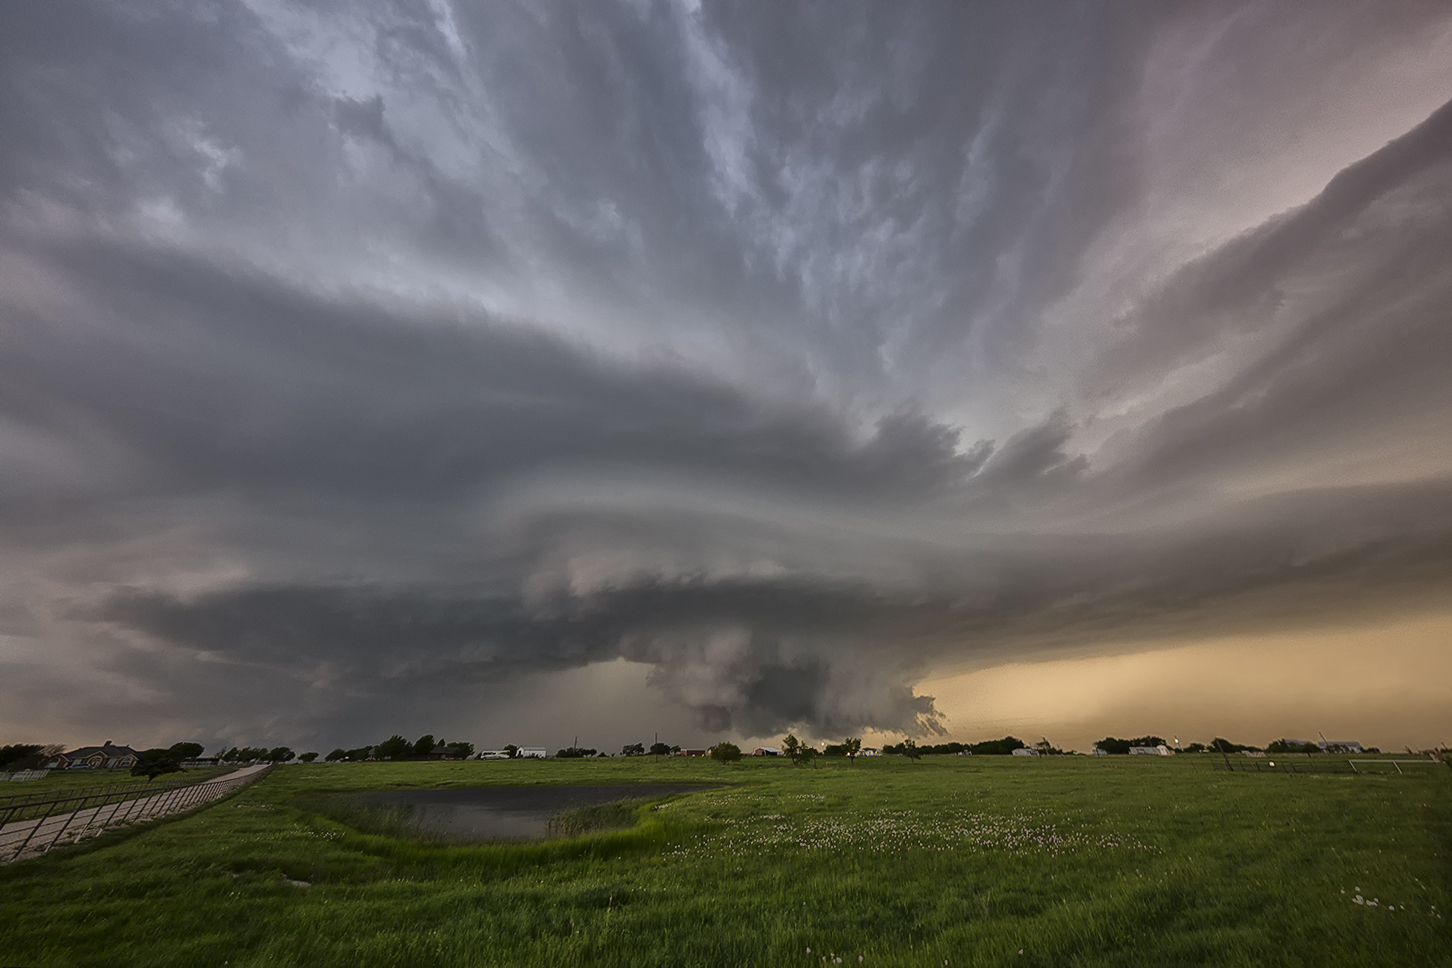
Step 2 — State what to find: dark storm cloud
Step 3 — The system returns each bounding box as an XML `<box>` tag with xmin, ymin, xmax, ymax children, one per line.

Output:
<box><xmin>3</xmin><ymin>1</ymin><xmax>1452</xmax><ymax>746</ymax></box>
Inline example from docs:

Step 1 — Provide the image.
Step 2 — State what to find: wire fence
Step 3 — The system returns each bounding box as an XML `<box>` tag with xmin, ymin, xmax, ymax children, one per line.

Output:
<box><xmin>1207</xmin><ymin>755</ymin><xmax>1447</xmax><ymax>775</ymax></box>
<box><xmin>0</xmin><ymin>770</ymin><xmax>51</xmax><ymax>782</ymax></box>
<box><xmin>0</xmin><ymin>764</ymin><xmax>271</xmax><ymax>864</ymax></box>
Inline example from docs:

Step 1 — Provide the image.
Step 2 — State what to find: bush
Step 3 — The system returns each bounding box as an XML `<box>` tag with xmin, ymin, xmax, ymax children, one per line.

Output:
<box><xmin>709</xmin><ymin>742</ymin><xmax>742</xmax><ymax>763</ymax></box>
<box><xmin>131</xmin><ymin>748</ymin><xmax>183</xmax><ymax>780</ymax></box>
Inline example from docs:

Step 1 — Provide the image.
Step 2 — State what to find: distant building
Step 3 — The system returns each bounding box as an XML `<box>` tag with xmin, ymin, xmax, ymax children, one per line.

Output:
<box><xmin>1319</xmin><ymin>740</ymin><xmax>1364</xmax><ymax>754</ymax></box>
<box><xmin>859</xmin><ymin>748</ymin><xmax>881</xmax><ymax>757</ymax></box>
<box><xmin>516</xmin><ymin>747</ymin><xmax>548</xmax><ymax>759</ymax></box>
<box><xmin>751</xmin><ymin>747</ymin><xmax>782</xmax><ymax>756</ymax></box>
<box><xmin>52</xmin><ymin>741</ymin><xmax>140</xmax><ymax>770</ymax></box>
<box><xmin>1089</xmin><ymin>749</ymin><xmax>1109</xmax><ymax>756</ymax></box>
<box><xmin>1129</xmin><ymin>745</ymin><xmax>1173</xmax><ymax>756</ymax></box>
<box><xmin>677</xmin><ymin>749</ymin><xmax>707</xmax><ymax>757</ymax></box>
<box><xmin>1011</xmin><ymin>748</ymin><xmax>1039</xmax><ymax>757</ymax></box>
<box><xmin>477</xmin><ymin>750</ymin><xmax>512</xmax><ymax>760</ymax></box>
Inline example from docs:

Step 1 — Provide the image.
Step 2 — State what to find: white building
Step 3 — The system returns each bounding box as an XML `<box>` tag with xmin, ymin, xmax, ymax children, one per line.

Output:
<box><xmin>1011</xmin><ymin>748</ymin><xmax>1039</xmax><ymax>756</ymax></box>
<box><xmin>1129</xmin><ymin>745</ymin><xmax>1173</xmax><ymax>756</ymax></box>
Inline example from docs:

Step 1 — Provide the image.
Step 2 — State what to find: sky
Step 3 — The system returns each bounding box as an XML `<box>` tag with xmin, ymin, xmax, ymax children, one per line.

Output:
<box><xmin>2</xmin><ymin>1</ymin><xmax>1451</xmax><ymax>755</ymax></box>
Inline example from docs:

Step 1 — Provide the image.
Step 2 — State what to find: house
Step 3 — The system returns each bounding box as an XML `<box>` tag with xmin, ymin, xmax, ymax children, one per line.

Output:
<box><xmin>1129</xmin><ymin>745</ymin><xmax>1173</xmax><ymax>756</ymax></box>
<box><xmin>1011</xmin><ymin>748</ymin><xmax>1039</xmax><ymax>757</ymax></box>
<box><xmin>1089</xmin><ymin>748</ymin><xmax>1109</xmax><ymax>756</ymax></box>
<box><xmin>1319</xmin><ymin>740</ymin><xmax>1364</xmax><ymax>754</ymax></box>
<box><xmin>676</xmin><ymin>749</ymin><xmax>707</xmax><ymax>757</ymax></box>
<box><xmin>427</xmin><ymin>744</ymin><xmax>457</xmax><ymax>760</ymax></box>
<box><xmin>751</xmin><ymin>747</ymin><xmax>782</xmax><ymax>756</ymax></box>
<box><xmin>53</xmin><ymin>741</ymin><xmax>140</xmax><ymax>770</ymax></box>
<box><xmin>516</xmin><ymin>747</ymin><xmax>548</xmax><ymax>759</ymax></box>
<box><xmin>859</xmin><ymin>748</ymin><xmax>881</xmax><ymax>757</ymax></box>
<box><xmin>477</xmin><ymin>750</ymin><xmax>512</xmax><ymax>760</ymax></box>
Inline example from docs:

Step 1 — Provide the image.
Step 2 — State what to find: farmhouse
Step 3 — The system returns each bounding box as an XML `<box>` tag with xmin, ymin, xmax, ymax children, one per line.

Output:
<box><xmin>1319</xmin><ymin>740</ymin><xmax>1364</xmax><ymax>753</ymax></box>
<box><xmin>1129</xmin><ymin>745</ymin><xmax>1173</xmax><ymax>756</ymax></box>
<box><xmin>751</xmin><ymin>746</ymin><xmax>782</xmax><ymax>756</ymax></box>
<box><xmin>52</xmin><ymin>741</ymin><xmax>140</xmax><ymax>769</ymax></box>
<box><xmin>1011</xmin><ymin>748</ymin><xmax>1039</xmax><ymax>756</ymax></box>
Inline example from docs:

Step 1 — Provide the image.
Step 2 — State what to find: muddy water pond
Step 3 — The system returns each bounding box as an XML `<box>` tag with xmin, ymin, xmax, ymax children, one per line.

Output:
<box><xmin>357</xmin><ymin>784</ymin><xmax>712</xmax><ymax>841</ymax></box>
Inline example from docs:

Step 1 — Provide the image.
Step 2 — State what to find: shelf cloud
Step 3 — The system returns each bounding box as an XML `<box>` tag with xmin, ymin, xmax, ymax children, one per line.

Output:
<box><xmin>3</xmin><ymin>1</ymin><xmax>1451</xmax><ymax>748</ymax></box>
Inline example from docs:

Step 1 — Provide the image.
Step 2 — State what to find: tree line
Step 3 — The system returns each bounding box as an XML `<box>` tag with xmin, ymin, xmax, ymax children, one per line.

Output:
<box><xmin>321</xmin><ymin>734</ymin><xmax>475</xmax><ymax>762</ymax></box>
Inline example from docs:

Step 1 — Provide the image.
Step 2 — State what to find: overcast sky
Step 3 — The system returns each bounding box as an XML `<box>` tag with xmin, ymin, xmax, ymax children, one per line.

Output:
<box><xmin>3</xmin><ymin>1</ymin><xmax>1451</xmax><ymax>754</ymax></box>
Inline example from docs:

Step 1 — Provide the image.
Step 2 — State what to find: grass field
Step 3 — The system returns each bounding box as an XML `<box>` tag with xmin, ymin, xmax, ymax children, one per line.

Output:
<box><xmin>0</xmin><ymin>755</ymin><xmax>1447</xmax><ymax>967</ymax></box>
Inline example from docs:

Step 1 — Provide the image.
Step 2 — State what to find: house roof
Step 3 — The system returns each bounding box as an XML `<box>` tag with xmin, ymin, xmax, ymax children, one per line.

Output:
<box><xmin>62</xmin><ymin>743</ymin><xmax>140</xmax><ymax>759</ymax></box>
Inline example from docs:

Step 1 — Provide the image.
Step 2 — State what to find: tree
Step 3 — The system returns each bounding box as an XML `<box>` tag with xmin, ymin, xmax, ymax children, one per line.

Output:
<box><xmin>504</xmin><ymin>744</ymin><xmax>520</xmax><ymax>759</ymax></box>
<box><xmin>901</xmin><ymin>738</ymin><xmax>922</xmax><ymax>762</ymax></box>
<box><xmin>649</xmin><ymin>742</ymin><xmax>673</xmax><ymax>757</ymax></box>
<box><xmin>131</xmin><ymin>748</ymin><xmax>183</xmax><ymax>780</ymax></box>
<box><xmin>781</xmin><ymin>734</ymin><xmax>804</xmax><ymax>765</ymax></box>
<box><xmin>375</xmin><ymin>735</ymin><xmax>411</xmax><ymax>760</ymax></box>
<box><xmin>412</xmin><ymin>734</ymin><xmax>436</xmax><ymax>758</ymax></box>
<box><xmin>267</xmin><ymin>747</ymin><xmax>295</xmax><ymax>763</ymax></box>
<box><xmin>0</xmin><ymin>744</ymin><xmax>43</xmax><ymax>770</ymax></box>
<box><xmin>168</xmin><ymin>742</ymin><xmax>204</xmax><ymax>760</ymax></box>
<box><xmin>556</xmin><ymin>746</ymin><xmax>598</xmax><ymax>758</ymax></box>
<box><xmin>298</xmin><ymin>751</ymin><xmax>319</xmax><ymax>763</ymax></box>
<box><xmin>1267</xmin><ymin>739</ymin><xmax>1317</xmax><ymax>754</ymax></box>
<box><xmin>325</xmin><ymin>748</ymin><xmax>347</xmax><ymax>762</ymax></box>
<box><xmin>621</xmin><ymin>743</ymin><xmax>646</xmax><ymax>757</ymax></box>
<box><xmin>709</xmin><ymin>742</ymin><xmax>742</xmax><ymax>763</ymax></box>
<box><xmin>842</xmin><ymin>737</ymin><xmax>862</xmax><ymax>764</ymax></box>
<box><xmin>446</xmin><ymin>741</ymin><xmax>474</xmax><ymax>760</ymax></box>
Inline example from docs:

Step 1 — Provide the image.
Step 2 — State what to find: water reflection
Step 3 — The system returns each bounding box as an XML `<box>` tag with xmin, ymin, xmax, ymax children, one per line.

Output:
<box><xmin>358</xmin><ymin>784</ymin><xmax>711</xmax><ymax>841</ymax></box>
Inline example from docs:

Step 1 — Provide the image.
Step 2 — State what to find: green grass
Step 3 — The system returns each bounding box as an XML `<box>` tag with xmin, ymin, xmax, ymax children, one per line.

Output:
<box><xmin>1</xmin><ymin>756</ymin><xmax>1448</xmax><ymax>967</ymax></box>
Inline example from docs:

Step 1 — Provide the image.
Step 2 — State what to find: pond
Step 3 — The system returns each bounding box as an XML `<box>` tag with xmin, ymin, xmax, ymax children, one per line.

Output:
<box><xmin>356</xmin><ymin>784</ymin><xmax>712</xmax><ymax>841</ymax></box>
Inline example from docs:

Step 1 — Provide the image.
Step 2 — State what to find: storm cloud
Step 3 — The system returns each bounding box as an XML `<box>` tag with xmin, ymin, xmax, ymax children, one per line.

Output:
<box><xmin>3</xmin><ymin>1</ymin><xmax>1451</xmax><ymax>748</ymax></box>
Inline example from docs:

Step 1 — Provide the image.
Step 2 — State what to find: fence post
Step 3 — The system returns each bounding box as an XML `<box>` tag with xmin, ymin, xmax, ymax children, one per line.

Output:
<box><xmin>44</xmin><ymin>789</ymin><xmax>98</xmax><ymax>851</ymax></box>
<box><xmin>11</xmin><ymin>797</ymin><xmax>64</xmax><ymax>861</ymax></box>
<box><xmin>98</xmin><ymin>792</ymin><xmax>131</xmax><ymax>835</ymax></box>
